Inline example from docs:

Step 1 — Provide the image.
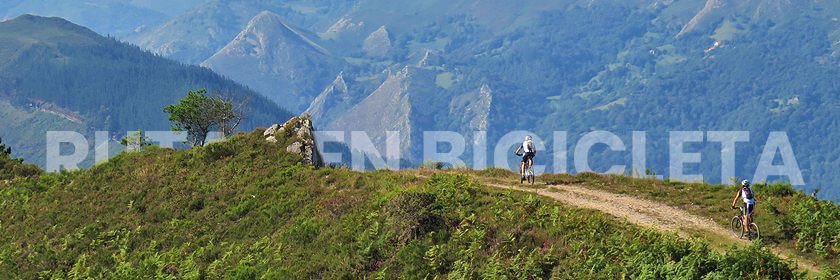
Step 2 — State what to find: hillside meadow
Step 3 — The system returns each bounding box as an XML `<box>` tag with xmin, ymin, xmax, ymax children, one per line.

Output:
<box><xmin>1</xmin><ymin>129</ymin><xmax>837</xmax><ymax>279</ymax></box>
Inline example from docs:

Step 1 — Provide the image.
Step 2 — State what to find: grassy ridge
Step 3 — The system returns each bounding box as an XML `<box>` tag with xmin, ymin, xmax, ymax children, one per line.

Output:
<box><xmin>0</xmin><ymin>129</ymin><xmax>823</xmax><ymax>279</ymax></box>
<box><xmin>527</xmin><ymin>171</ymin><xmax>840</xmax><ymax>276</ymax></box>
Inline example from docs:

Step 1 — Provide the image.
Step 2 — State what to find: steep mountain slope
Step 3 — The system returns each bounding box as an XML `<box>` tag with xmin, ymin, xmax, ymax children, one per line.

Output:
<box><xmin>1</xmin><ymin>128</ymin><xmax>825</xmax><ymax>278</ymax></box>
<box><xmin>304</xmin><ymin>72</ymin><xmax>352</xmax><ymax>125</ymax></box>
<box><xmin>0</xmin><ymin>15</ymin><xmax>294</xmax><ymax>167</ymax></box>
<box><xmin>329</xmin><ymin>66</ymin><xmax>457</xmax><ymax>160</ymax></box>
<box><xmin>201</xmin><ymin>11</ymin><xmax>339</xmax><ymax>112</ymax></box>
<box><xmin>676</xmin><ymin>0</ymin><xmax>803</xmax><ymax>37</ymax></box>
<box><xmin>449</xmin><ymin>83</ymin><xmax>492</xmax><ymax>132</ymax></box>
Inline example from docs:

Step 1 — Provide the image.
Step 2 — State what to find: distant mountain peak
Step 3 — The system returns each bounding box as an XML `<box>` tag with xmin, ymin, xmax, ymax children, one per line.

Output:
<box><xmin>329</xmin><ymin>66</ymin><xmax>440</xmax><ymax>159</ymax></box>
<box><xmin>305</xmin><ymin>71</ymin><xmax>351</xmax><ymax>125</ymax></box>
<box><xmin>232</xmin><ymin>10</ymin><xmax>330</xmax><ymax>56</ymax></box>
<box><xmin>200</xmin><ymin>10</ymin><xmax>338</xmax><ymax>112</ymax></box>
<box><xmin>9</xmin><ymin>14</ymin><xmax>75</xmax><ymax>27</ymax></box>
<box><xmin>1</xmin><ymin>14</ymin><xmax>103</xmax><ymax>44</ymax></box>
<box><xmin>363</xmin><ymin>25</ymin><xmax>392</xmax><ymax>57</ymax></box>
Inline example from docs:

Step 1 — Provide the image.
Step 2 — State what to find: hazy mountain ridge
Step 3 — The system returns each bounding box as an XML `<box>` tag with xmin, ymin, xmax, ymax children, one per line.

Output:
<box><xmin>201</xmin><ymin>10</ymin><xmax>338</xmax><ymax>111</ymax></box>
<box><xmin>304</xmin><ymin>72</ymin><xmax>352</xmax><ymax>126</ymax></box>
<box><xmin>328</xmin><ymin>66</ymin><xmax>430</xmax><ymax>158</ymax></box>
<box><xmin>0</xmin><ymin>14</ymin><xmax>294</xmax><ymax>167</ymax></box>
<box><xmin>125</xmin><ymin>0</ymin><xmax>357</xmax><ymax>64</ymax></box>
<box><xmin>0</xmin><ymin>0</ymin><xmax>208</xmax><ymax>38</ymax></box>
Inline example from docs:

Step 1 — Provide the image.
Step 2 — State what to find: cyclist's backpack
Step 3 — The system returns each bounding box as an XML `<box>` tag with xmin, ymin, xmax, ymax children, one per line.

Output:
<box><xmin>742</xmin><ymin>186</ymin><xmax>754</xmax><ymax>200</ymax></box>
<box><xmin>525</xmin><ymin>140</ymin><xmax>534</xmax><ymax>153</ymax></box>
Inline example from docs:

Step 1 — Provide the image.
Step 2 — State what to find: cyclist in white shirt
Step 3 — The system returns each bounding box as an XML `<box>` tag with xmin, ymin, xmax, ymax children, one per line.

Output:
<box><xmin>731</xmin><ymin>179</ymin><xmax>756</xmax><ymax>235</ymax></box>
<box><xmin>514</xmin><ymin>135</ymin><xmax>536</xmax><ymax>181</ymax></box>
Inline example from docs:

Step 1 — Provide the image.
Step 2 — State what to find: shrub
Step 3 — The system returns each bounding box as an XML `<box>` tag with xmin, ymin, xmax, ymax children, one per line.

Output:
<box><xmin>756</xmin><ymin>181</ymin><xmax>797</xmax><ymax>197</ymax></box>
<box><xmin>203</xmin><ymin>141</ymin><xmax>236</xmax><ymax>162</ymax></box>
<box><xmin>384</xmin><ymin>190</ymin><xmax>443</xmax><ymax>242</ymax></box>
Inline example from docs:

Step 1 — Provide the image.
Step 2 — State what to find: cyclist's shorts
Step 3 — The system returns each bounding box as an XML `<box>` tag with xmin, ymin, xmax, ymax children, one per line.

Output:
<box><xmin>744</xmin><ymin>203</ymin><xmax>755</xmax><ymax>216</ymax></box>
<box><xmin>522</xmin><ymin>152</ymin><xmax>535</xmax><ymax>163</ymax></box>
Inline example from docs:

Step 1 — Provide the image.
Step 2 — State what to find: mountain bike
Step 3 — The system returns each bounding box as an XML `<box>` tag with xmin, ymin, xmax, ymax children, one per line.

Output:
<box><xmin>730</xmin><ymin>206</ymin><xmax>760</xmax><ymax>240</ymax></box>
<box><xmin>515</xmin><ymin>153</ymin><xmax>534</xmax><ymax>184</ymax></box>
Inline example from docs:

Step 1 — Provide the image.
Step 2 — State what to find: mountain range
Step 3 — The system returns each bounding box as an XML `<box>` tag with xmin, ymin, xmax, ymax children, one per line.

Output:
<box><xmin>0</xmin><ymin>14</ymin><xmax>293</xmax><ymax>168</ymax></box>
<box><xmin>118</xmin><ymin>0</ymin><xmax>840</xmax><ymax>199</ymax></box>
<box><xmin>2</xmin><ymin>0</ymin><xmax>840</xmax><ymax>199</ymax></box>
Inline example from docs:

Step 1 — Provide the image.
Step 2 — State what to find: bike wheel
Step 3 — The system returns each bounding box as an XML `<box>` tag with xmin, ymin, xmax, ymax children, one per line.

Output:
<box><xmin>731</xmin><ymin>216</ymin><xmax>744</xmax><ymax>239</ymax></box>
<box><xmin>528</xmin><ymin>166</ymin><xmax>535</xmax><ymax>184</ymax></box>
<box><xmin>748</xmin><ymin>223</ymin><xmax>760</xmax><ymax>241</ymax></box>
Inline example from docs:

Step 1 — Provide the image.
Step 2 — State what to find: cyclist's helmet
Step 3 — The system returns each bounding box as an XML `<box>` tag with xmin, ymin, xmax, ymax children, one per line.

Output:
<box><xmin>525</xmin><ymin>135</ymin><xmax>532</xmax><ymax>141</ymax></box>
<box><xmin>741</xmin><ymin>179</ymin><xmax>751</xmax><ymax>187</ymax></box>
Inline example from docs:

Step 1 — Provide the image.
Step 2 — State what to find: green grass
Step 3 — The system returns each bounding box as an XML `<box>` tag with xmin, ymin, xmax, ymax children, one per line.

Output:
<box><xmin>0</xmin><ymin>129</ymin><xmax>825</xmax><ymax>278</ymax></box>
<box><xmin>434</xmin><ymin>72</ymin><xmax>458</xmax><ymax>89</ymax></box>
<box><xmin>711</xmin><ymin>19</ymin><xmax>744</xmax><ymax>42</ymax></box>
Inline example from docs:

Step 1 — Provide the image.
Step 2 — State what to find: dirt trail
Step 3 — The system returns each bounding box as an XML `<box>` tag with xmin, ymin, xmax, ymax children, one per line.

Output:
<box><xmin>485</xmin><ymin>182</ymin><xmax>725</xmax><ymax>236</ymax></box>
<box><xmin>478</xmin><ymin>180</ymin><xmax>822</xmax><ymax>274</ymax></box>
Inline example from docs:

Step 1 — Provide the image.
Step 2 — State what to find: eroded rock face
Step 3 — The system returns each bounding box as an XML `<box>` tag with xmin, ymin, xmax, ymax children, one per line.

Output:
<box><xmin>362</xmin><ymin>25</ymin><xmax>391</xmax><ymax>57</ymax></box>
<box><xmin>264</xmin><ymin>115</ymin><xmax>323</xmax><ymax>167</ymax></box>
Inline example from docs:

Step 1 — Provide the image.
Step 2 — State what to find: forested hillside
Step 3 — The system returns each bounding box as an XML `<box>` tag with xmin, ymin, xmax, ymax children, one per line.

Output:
<box><xmin>0</xmin><ymin>15</ymin><xmax>293</xmax><ymax>167</ymax></box>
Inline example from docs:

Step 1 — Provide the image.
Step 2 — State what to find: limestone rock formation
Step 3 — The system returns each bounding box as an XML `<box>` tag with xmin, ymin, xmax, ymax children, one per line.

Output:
<box><xmin>264</xmin><ymin>115</ymin><xmax>323</xmax><ymax>167</ymax></box>
<box><xmin>449</xmin><ymin>83</ymin><xmax>492</xmax><ymax>131</ymax></box>
<box><xmin>362</xmin><ymin>25</ymin><xmax>392</xmax><ymax>57</ymax></box>
<box><xmin>304</xmin><ymin>72</ymin><xmax>352</xmax><ymax>126</ymax></box>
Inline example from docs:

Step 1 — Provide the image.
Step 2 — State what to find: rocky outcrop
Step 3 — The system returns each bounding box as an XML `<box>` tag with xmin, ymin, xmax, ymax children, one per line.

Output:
<box><xmin>264</xmin><ymin>115</ymin><xmax>323</xmax><ymax>167</ymax></box>
<box><xmin>329</xmin><ymin>66</ymin><xmax>441</xmax><ymax>160</ymax></box>
<box><xmin>363</xmin><ymin>25</ymin><xmax>392</xmax><ymax>57</ymax></box>
<box><xmin>449</xmin><ymin>83</ymin><xmax>492</xmax><ymax>131</ymax></box>
<box><xmin>326</xmin><ymin>17</ymin><xmax>365</xmax><ymax>34</ymax></box>
<box><xmin>304</xmin><ymin>72</ymin><xmax>352</xmax><ymax>126</ymax></box>
<box><xmin>415</xmin><ymin>49</ymin><xmax>443</xmax><ymax>68</ymax></box>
